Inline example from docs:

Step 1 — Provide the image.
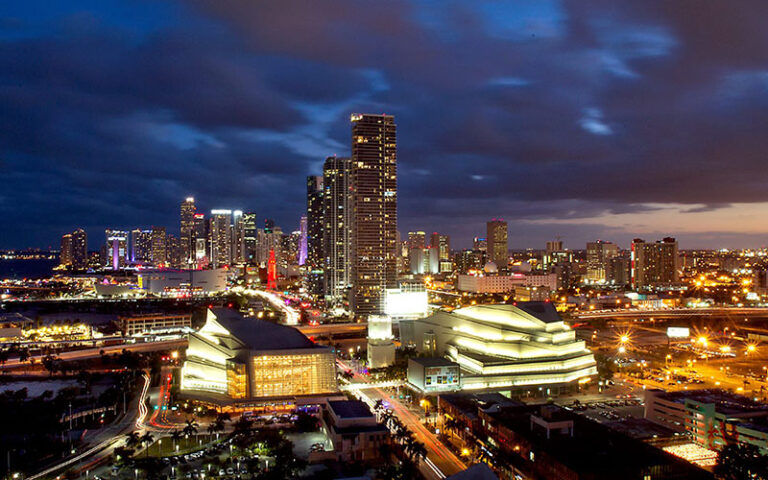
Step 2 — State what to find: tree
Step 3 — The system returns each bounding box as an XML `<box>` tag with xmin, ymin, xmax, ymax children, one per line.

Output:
<box><xmin>715</xmin><ymin>443</ymin><xmax>768</xmax><ymax>480</ymax></box>
<box><xmin>183</xmin><ymin>418</ymin><xmax>199</xmax><ymax>437</ymax></box>
<box><xmin>140</xmin><ymin>432</ymin><xmax>155</xmax><ymax>457</ymax></box>
<box><xmin>125</xmin><ymin>431</ymin><xmax>142</xmax><ymax>450</ymax></box>
<box><xmin>293</xmin><ymin>412</ymin><xmax>319</xmax><ymax>433</ymax></box>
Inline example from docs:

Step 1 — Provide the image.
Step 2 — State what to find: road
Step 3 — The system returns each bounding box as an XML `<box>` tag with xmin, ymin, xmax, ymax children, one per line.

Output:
<box><xmin>27</xmin><ymin>371</ymin><xmax>151</xmax><ymax>480</ymax></box>
<box><xmin>338</xmin><ymin>359</ymin><xmax>465</xmax><ymax>480</ymax></box>
<box><xmin>0</xmin><ymin>339</ymin><xmax>186</xmax><ymax>369</ymax></box>
<box><xmin>572</xmin><ymin>306</ymin><xmax>768</xmax><ymax>320</ymax></box>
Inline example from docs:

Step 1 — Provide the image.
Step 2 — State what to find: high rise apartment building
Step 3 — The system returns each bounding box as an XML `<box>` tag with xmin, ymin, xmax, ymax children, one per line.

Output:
<box><xmin>323</xmin><ymin>156</ymin><xmax>351</xmax><ymax>304</ymax></box>
<box><xmin>306</xmin><ymin>175</ymin><xmax>325</xmax><ymax>296</ymax></box>
<box><xmin>349</xmin><ymin>114</ymin><xmax>398</xmax><ymax>317</ymax></box>
<box><xmin>631</xmin><ymin>237</ymin><xmax>679</xmax><ymax>289</ymax></box>
<box><xmin>60</xmin><ymin>228</ymin><xmax>87</xmax><ymax>269</ymax></box>
<box><xmin>486</xmin><ymin>219</ymin><xmax>508</xmax><ymax>267</ymax></box>
<box><xmin>231</xmin><ymin>210</ymin><xmax>245</xmax><ymax>264</ymax></box>
<box><xmin>105</xmin><ymin>229</ymin><xmax>129</xmax><ymax>269</ymax></box>
<box><xmin>243</xmin><ymin>212</ymin><xmax>258</xmax><ymax>263</ymax></box>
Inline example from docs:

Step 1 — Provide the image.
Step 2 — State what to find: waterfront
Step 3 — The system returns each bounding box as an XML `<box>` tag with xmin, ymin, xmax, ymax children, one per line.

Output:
<box><xmin>0</xmin><ymin>259</ymin><xmax>58</xmax><ymax>279</ymax></box>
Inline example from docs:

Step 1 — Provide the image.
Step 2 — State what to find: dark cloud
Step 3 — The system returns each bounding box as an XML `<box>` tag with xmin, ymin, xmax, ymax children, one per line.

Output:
<box><xmin>3</xmin><ymin>0</ymin><xmax>768</xmax><ymax>249</ymax></box>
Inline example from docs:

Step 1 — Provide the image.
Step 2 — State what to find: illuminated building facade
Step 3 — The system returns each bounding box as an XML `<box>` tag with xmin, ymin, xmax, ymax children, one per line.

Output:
<box><xmin>150</xmin><ymin>226</ymin><xmax>167</xmax><ymax>266</ymax></box>
<box><xmin>350</xmin><ymin>114</ymin><xmax>398</xmax><ymax>317</ymax></box>
<box><xmin>180</xmin><ymin>197</ymin><xmax>196</xmax><ymax>266</ymax></box>
<box><xmin>367</xmin><ymin>315</ymin><xmax>395</xmax><ymax>368</ymax></box>
<box><xmin>130</xmin><ymin>229</ymin><xmax>152</xmax><ymax>264</ymax></box>
<box><xmin>231</xmin><ymin>210</ymin><xmax>245</xmax><ymax>264</ymax></box>
<box><xmin>209</xmin><ymin>210</ymin><xmax>232</xmax><ymax>268</ymax></box>
<box><xmin>401</xmin><ymin>302</ymin><xmax>597</xmax><ymax>394</ymax></box>
<box><xmin>631</xmin><ymin>237</ymin><xmax>679</xmax><ymax>289</ymax></box>
<box><xmin>586</xmin><ymin>240</ymin><xmax>618</xmax><ymax>283</ymax></box>
<box><xmin>60</xmin><ymin>228</ymin><xmax>87</xmax><ymax>269</ymax></box>
<box><xmin>181</xmin><ymin>309</ymin><xmax>337</xmax><ymax>403</ymax></box>
<box><xmin>105</xmin><ymin>229</ymin><xmax>129</xmax><ymax>269</ymax></box>
<box><xmin>487</xmin><ymin>219</ymin><xmax>508</xmax><ymax>268</ymax></box>
<box><xmin>242</xmin><ymin>212</ymin><xmax>258</xmax><ymax>263</ymax></box>
<box><xmin>306</xmin><ymin>175</ymin><xmax>325</xmax><ymax>296</ymax></box>
<box><xmin>323</xmin><ymin>156</ymin><xmax>351</xmax><ymax>305</ymax></box>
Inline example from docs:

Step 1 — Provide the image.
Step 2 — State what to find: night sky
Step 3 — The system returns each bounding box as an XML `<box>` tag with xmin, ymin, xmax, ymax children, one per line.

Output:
<box><xmin>3</xmin><ymin>1</ymin><xmax>768</xmax><ymax>250</ymax></box>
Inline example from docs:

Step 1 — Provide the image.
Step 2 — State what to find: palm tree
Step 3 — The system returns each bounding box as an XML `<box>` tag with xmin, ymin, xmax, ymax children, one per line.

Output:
<box><xmin>125</xmin><ymin>431</ymin><xmax>142</xmax><ymax>450</ymax></box>
<box><xmin>207</xmin><ymin>423</ymin><xmax>217</xmax><ymax>440</ymax></box>
<box><xmin>183</xmin><ymin>418</ymin><xmax>199</xmax><ymax>437</ymax></box>
<box><xmin>409</xmin><ymin>442</ymin><xmax>427</xmax><ymax>464</ymax></box>
<box><xmin>170</xmin><ymin>429</ymin><xmax>183</xmax><ymax>452</ymax></box>
<box><xmin>140</xmin><ymin>432</ymin><xmax>155</xmax><ymax>457</ymax></box>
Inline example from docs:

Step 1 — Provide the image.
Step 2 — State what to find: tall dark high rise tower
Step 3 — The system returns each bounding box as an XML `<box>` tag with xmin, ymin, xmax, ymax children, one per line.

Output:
<box><xmin>306</xmin><ymin>175</ymin><xmax>324</xmax><ymax>297</ymax></box>
<box><xmin>487</xmin><ymin>218</ymin><xmax>508</xmax><ymax>268</ymax></box>
<box><xmin>349</xmin><ymin>113</ymin><xmax>397</xmax><ymax>317</ymax></box>
<box><xmin>322</xmin><ymin>156</ymin><xmax>351</xmax><ymax>305</ymax></box>
<box><xmin>180</xmin><ymin>197</ymin><xmax>195</xmax><ymax>267</ymax></box>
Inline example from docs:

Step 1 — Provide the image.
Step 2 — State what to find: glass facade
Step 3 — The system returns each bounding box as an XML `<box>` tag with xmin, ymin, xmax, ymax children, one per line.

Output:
<box><xmin>227</xmin><ymin>360</ymin><xmax>247</xmax><ymax>399</ymax></box>
<box><xmin>250</xmin><ymin>351</ymin><xmax>336</xmax><ymax>398</ymax></box>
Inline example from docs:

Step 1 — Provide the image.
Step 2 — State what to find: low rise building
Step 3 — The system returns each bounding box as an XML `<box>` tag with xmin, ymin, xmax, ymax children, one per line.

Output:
<box><xmin>119</xmin><ymin>312</ymin><xmax>192</xmax><ymax>336</ymax></box>
<box><xmin>480</xmin><ymin>403</ymin><xmax>713</xmax><ymax>480</ymax></box>
<box><xmin>323</xmin><ymin>400</ymin><xmax>389</xmax><ymax>463</ymax></box>
<box><xmin>645</xmin><ymin>389</ymin><xmax>768</xmax><ymax>453</ymax></box>
<box><xmin>181</xmin><ymin>308</ymin><xmax>337</xmax><ymax>407</ymax></box>
<box><xmin>401</xmin><ymin>302</ymin><xmax>596</xmax><ymax>395</ymax></box>
<box><xmin>457</xmin><ymin>273</ymin><xmax>558</xmax><ymax>294</ymax></box>
<box><xmin>408</xmin><ymin>357</ymin><xmax>461</xmax><ymax>393</ymax></box>
<box><xmin>137</xmin><ymin>268</ymin><xmax>228</xmax><ymax>294</ymax></box>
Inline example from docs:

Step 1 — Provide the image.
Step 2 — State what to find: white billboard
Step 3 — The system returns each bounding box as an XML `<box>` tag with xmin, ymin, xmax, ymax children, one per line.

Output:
<box><xmin>385</xmin><ymin>287</ymin><xmax>428</xmax><ymax>319</ymax></box>
<box><xmin>667</xmin><ymin>327</ymin><xmax>690</xmax><ymax>338</ymax></box>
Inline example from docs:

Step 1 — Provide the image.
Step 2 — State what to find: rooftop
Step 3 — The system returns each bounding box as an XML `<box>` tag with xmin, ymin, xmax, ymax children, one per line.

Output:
<box><xmin>486</xmin><ymin>404</ymin><xmax>712</xmax><ymax>479</ymax></box>
<box><xmin>328</xmin><ymin>400</ymin><xmax>374</xmax><ymax>419</ymax></box>
<box><xmin>209</xmin><ymin>308</ymin><xmax>317</xmax><ymax>351</ymax></box>
<box><xmin>652</xmin><ymin>388</ymin><xmax>768</xmax><ymax>416</ymax></box>
<box><xmin>410</xmin><ymin>357</ymin><xmax>459</xmax><ymax>368</ymax></box>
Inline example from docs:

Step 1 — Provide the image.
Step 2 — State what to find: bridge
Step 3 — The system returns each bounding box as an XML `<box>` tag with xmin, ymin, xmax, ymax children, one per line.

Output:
<box><xmin>571</xmin><ymin>307</ymin><xmax>768</xmax><ymax>320</ymax></box>
<box><xmin>298</xmin><ymin>322</ymin><xmax>368</xmax><ymax>336</ymax></box>
<box><xmin>339</xmin><ymin>380</ymin><xmax>404</xmax><ymax>391</ymax></box>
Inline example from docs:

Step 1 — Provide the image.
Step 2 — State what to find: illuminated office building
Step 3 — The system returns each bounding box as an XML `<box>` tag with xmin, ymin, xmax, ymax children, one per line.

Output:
<box><xmin>130</xmin><ymin>229</ymin><xmax>152</xmax><ymax>264</ymax></box>
<box><xmin>323</xmin><ymin>156</ymin><xmax>351</xmax><ymax>305</ymax></box>
<box><xmin>349</xmin><ymin>113</ymin><xmax>398</xmax><ymax>317</ymax></box>
<box><xmin>193</xmin><ymin>213</ymin><xmax>207</xmax><ymax>266</ymax></box>
<box><xmin>181</xmin><ymin>308</ymin><xmax>337</xmax><ymax>403</ymax></box>
<box><xmin>209</xmin><ymin>210</ymin><xmax>232</xmax><ymax>268</ymax></box>
<box><xmin>487</xmin><ymin>219</ymin><xmax>508</xmax><ymax>268</ymax></box>
<box><xmin>367</xmin><ymin>315</ymin><xmax>395</xmax><ymax>369</ymax></box>
<box><xmin>105</xmin><ymin>229</ymin><xmax>129</xmax><ymax>270</ymax></box>
<box><xmin>232</xmin><ymin>210</ymin><xmax>245</xmax><ymax>264</ymax></box>
<box><xmin>586</xmin><ymin>240</ymin><xmax>618</xmax><ymax>284</ymax></box>
<box><xmin>243</xmin><ymin>212</ymin><xmax>258</xmax><ymax>263</ymax></box>
<box><xmin>150</xmin><ymin>226</ymin><xmax>167</xmax><ymax>266</ymax></box>
<box><xmin>401</xmin><ymin>302</ymin><xmax>597</xmax><ymax>394</ymax></box>
<box><xmin>180</xmin><ymin>197</ymin><xmax>196</xmax><ymax>266</ymax></box>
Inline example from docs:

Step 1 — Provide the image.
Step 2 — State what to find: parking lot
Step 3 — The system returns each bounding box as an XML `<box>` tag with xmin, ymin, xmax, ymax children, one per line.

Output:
<box><xmin>563</xmin><ymin>398</ymin><xmax>645</xmax><ymax>424</ymax></box>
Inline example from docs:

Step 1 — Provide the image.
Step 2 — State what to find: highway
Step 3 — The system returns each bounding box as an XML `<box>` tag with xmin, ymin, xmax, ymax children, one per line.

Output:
<box><xmin>0</xmin><ymin>338</ymin><xmax>186</xmax><ymax>369</ymax></box>
<box><xmin>572</xmin><ymin>306</ymin><xmax>768</xmax><ymax>320</ymax></box>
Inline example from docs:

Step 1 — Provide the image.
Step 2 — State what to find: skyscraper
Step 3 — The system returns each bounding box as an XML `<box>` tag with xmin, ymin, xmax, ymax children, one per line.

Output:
<box><xmin>323</xmin><ymin>156</ymin><xmax>351</xmax><ymax>305</ymax></box>
<box><xmin>150</xmin><ymin>226</ymin><xmax>167</xmax><ymax>266</ymax></box>
<box><xmin>306</xmin><ymin>175</ymin><xmax>324</xmax><ymax>297</ymax></box>
<box><xmin>298</xmin><ymin>215</ymin><xmax>308</xmax><ymax>266</ymax></box>
<box><xmin>631</xmin><ymin>237</ymin><xmax>679</xmax><ymax>289</ymax></box>
<box><xmin>429</xmin><ymin>232</ymin><xmax>451</xmax><ymax>260</ymax></box>
<box><xmin>105</xmin><ymin>229</ymin><xmax>129</xmax><ymax>269</ymax></box>
<box><xmin>209</xmin><ymin>210</ymin><xmax>232</xmax><ymax>268</ymax></box>
<box><xmin>232</xmin><ymin>210</ymin><xmax>245</xmax><ymax>264</ymax></box>
<box><xmin>60</xmin><ymin>233</ymin><xmax>73</xmax><ymax>267</ymax></box>
<box><xmin>180</xmin><ymin>197</ymin><xmax>195</xmax><ymax>267</ymax></box>
<box><xmin>243</xmin><ymin>212</ymin><xmax>258</xmax><ymax>263</ymax></box>
<box><xmin>193</xmin><ymin>213</ymin><xmax>207</xmax><ymax>266</ymax></box>
<box><xmin>487</xmin><ymin>219</ymin><xmax>508</xmax><ymax>267</ymax></box>
<box><xmin>349</xmin><ymin>113</ymin><xmax>397</xmax><ymax>317</ymax></box>
<box><xmin>130</xmin><ymin>229</ymin><xmax>152</xmax><ymax>263</ymax></box>
<box><xmin>586</xmin><ymin>240</ymin><xmax>619</xmax><ymax>283</ymax></box>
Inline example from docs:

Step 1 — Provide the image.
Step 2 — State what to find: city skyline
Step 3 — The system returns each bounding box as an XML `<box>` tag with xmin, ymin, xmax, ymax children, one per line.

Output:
<box><xmin>5</xmin><ymin>1</ymin><xmax>768</xmax><ymax>250</ymax></box>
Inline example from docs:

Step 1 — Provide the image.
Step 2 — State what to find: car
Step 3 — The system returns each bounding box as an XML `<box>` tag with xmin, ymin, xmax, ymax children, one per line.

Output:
<box><xmin>219</xmin><ymin>470</ymin><xmax>226</xmax><ymax>476</ymax></box>
<box><xmin>227</xmin><ymin>468</ymin><xmax>234</xmax><ymax>475</ymax></box>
